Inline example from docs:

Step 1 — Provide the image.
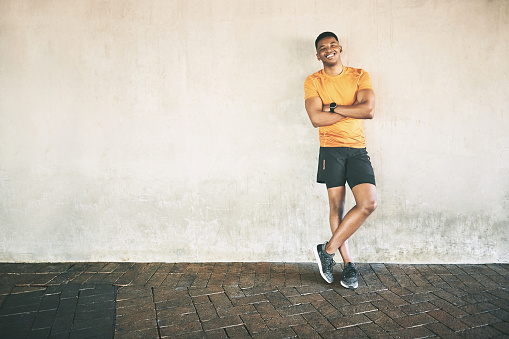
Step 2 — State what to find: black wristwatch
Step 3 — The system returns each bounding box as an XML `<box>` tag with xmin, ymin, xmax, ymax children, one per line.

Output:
<box><xmin>329</xmin><ymin>102</ymin><xmax>337</xmax><ymax>113</ymax></box>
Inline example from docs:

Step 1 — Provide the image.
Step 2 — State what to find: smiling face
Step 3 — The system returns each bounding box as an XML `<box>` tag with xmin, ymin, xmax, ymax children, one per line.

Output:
<box><xmin>316</xmin><ymin>36</ymin><xmax>342</xmax><ymax>65</ymax></box>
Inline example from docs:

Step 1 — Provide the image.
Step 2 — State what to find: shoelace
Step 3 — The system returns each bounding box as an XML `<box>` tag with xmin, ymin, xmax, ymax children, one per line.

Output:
<box><xmin>324</xmin><ymin>256</ymin><xmax>335</xmax><ymax>271</ymax></box>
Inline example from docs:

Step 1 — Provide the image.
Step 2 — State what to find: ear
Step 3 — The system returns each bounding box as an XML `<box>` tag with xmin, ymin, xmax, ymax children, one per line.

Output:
<box><xmin>339</xmin><ymin>45</ymin><xmax>343</xmax><ymax>53</ymax></box>
<box><xmin>316</xmin><ymin>53</ymin><xmax>321</xmax><ymax>61</ymax></box>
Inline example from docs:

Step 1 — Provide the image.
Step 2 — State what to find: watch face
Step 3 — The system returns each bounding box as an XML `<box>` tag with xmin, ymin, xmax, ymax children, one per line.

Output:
<box><xmin>330</xmin><ymin>103</ymin><xmax>337</xmax><ymax>108</ymax></box>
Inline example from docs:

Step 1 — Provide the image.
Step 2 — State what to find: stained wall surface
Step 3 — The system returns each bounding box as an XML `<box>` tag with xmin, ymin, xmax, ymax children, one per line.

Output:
<box><xmin>1</xmin><ymin>0</ymin><xmax>508</xmax><ymax>263</ymax></box>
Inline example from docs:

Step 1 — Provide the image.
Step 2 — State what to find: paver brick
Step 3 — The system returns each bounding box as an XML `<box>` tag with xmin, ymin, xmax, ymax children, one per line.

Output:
<box><xmin>269</xmin><ymin>273</ymin><xmax>285</xmax><ymax>286</ymax></box>
<box><xmin>253</xmin><ymin>274</ymin><xmax>270</xmax><ymax>287</ymax></box>
<box><xmin>157</xmin><ymin>311</ymin><xmax>199</xmax><ymax>328</ymax></box>
<box><xmin>265</xmin><ymin>314</ymin><xmax>306</xmax><ymax>329</ymax></box>
<box><xmin>159</xmin><ymin>320</ymin><xmax>202</xmax><ymax>336</ymax></box>
<box><xmin>264</xmin><ymin>291</ymin><xmax>291</xmax><ymax>308</ymax></box>
<box><xmin>277</xmin><ymin>287</ymin><xmax>300</xmax><ymax>298</ymax></box>
<box><xmin>239</xmin><ymin>273</ymin><xmax>255</xmax><ymax>289</ymax></box>
<box><xmin>320</xmin><ymin>289</ymin><xmax>349</xmax><ymax>308</ymax></box>
<box><xmin>115</xmin><ymin>327</ymin><xmax>159</xmax><ymax>338</ymax></box>
<box><xmin>394</xmin><ymin>312</ymin><xmax>437</xmax><ymax>328</ymax></box>
<box><xmin>365</xmin><ymin>310</ymin><xmax>403</xmax><ymax>332</ymax></box>
<box><xmin>188</xmin><ymin>286</ymin><xmax>224</xmax><ymax>297</ymax></box>
<box><xmin>241</xmin><ymin>286</ymin><xmax>277</xmax><ymax>297</ymax></box>
<box><xmin>32</xmin><ymin>309</ymin><xmax>57</xmax><ymax>329</ymax></box>
<box><xmin>358</xmin><ymin>322</ymin><xmax>394</xmax><ymax>338</ymax></box>
<box><xmin>401</xmin><ymin>291</ymin><xmax>437</xmax><ymax>304</ymax></box>
<box><xmin>225</xmin><ymin>325</ymin><xmax>251</xmax><ymax>338</ymax></box>
<box><xmin>370</xmin><ymin>299</ymin><xmax>407</xmax><ymax>319</ymax></box>
<box><xmin>490</xmin><ymin>297</ymin><xmax>509</xmax><ymax>312</ymax></box>
<box><xmin>192</xmin><ymin>294</ymin><xmax>210</xmax><ymax>305</ymax></box>
<box><xmin>491</xmin><ymin>320</ymin><xmax>509</xmax><ymax>335</ymax></box>
<box><xmin>344</xmin><ymin>291</ymin><xmax>382</xmax><ymax>305</ymax></box>
<box><xmin>378</xmin><ymin>290</ymin><xmax>409</xmax><ymax>307</ymax></box>
<box><xmin>195</xmin><ymin>301</ymin><xmax>218</xmax><ymax>321</ymax></box>
<box><xmin>203</xmin><ymin>328</ymin><xmax>227</xmax><ymax>338</ymax></box>
<box><xmin>231</xmin><ymin>293</ymin><xmax>268</xmax><ymax>307</ymax></box>
<box><xmin>461</xmin><ymin>301</ymin><xmax>498</xmax><ymax>314</ymax></box>
<box><xmin>292</xmin><ymin>324</ymin><xmax>322</xmax><ymax>338</ymax></box>
<box><xmin>208</xmin><ymin>273</ymin><xmax>226</xmax><ymax>286</ymax></box>
<box><xmin>329</xmin><ymin>313</ymin><xmax>372</xmax><ymax>329</ymax></box>
<box><xmin>399</xmin><ymin>300</ymin><xmax>439</xmax><ymax>315</ymax></box>
<box><xmin>202</xmin><ymin>315</ymin><xmax>243</xmax><ymax>331</ymax></box>
<box><xmin>312</xmin><ymin>299</ymin><xmax>342</xmax><ymax>318</ymax></box>
<box><xmin>156</xmin><ymin>304</ymin><xmax>195</xmax><ymax>320</ymax></box>
<box><xmin>115</xmin><ymin>302</ymin><xmax>154</xmax><ymax>317</ymax></box>
<box><xmin>425</xmin><ymin>322</ymin><xmax>457</xmax><ymax>337</ymax></box>
<box><xmin>209</xmin><ymin>292</ymin><xmax>233</xmax><ymax>308</ymax></box>
<box><xmin>428</xmin><ymin>309</ymin><xmax>469</xmax><ymax>331</ymax></box>
<box><xmin>116</xmin><ymin>315</ymin><xmax>156</xmax><ymax>331</ymax></box>
<box><xmin>277</xmin><ymin>302</ymin><xmax>316</xmax><ymax>317</ymax></box>
<box><xmin>460</xmin><ymin>311</ymin><xmax>503</xmax><ymax>328</ymax></box>
<box><xmin>222</xmin><ymin>285</ymin><xmax>245</xmax><ymax>299</ymax></box>
<box><xmin>430</xmin><ymin>297</ymin><xmax>469</xmax><ymax>318</ymax></box>
<box><xmin>302</xmin><ymin>311</ymin><xmax>337</xmax><ymax>334</ymax></box>
<box><xmin>155</xmin><ymin>296</ymin><xmax>192</xmax><ymax>310</ymax></box>
<box><xmin>323</xmin><ymin>325</ymin><xmax>368</xmax><ymax>338</ymax></box>
<box><xmin>1</xmin><ymin>262</ymin><xmax>509</xmax><ymax>338</ymax></box>
<box><xmin>153</xmin><ymin>288</ymin><xmax>192</xmax><ymax>303</ymax></box>
<box><xmin>240</xmin><ymin>313</ymin><xmax>269</xmax><ymax>334</ymax></box>
<box><xmin>253</xmin><ymin>302</ymin><xmax>280</xmax><ymax>320</ymax></box>
<box><xmin>457</xmin><ymin>324</ymin><xmax>503</xmax><ymax>338</ymax></box>
<box><xmin>391</xmin><ymin>325</ymin><xmax>435</xmax><ymax>339</ymax></box>
<box><xmin>408</xmin><ymin>273</ymin><xmax>429</xmax><ymax>286</ymax></box>
<box><xmin>251</xmin><ymin>327</ymin><xmax>296</xmax><ymax>339</ymax></box>
<box><xmin>287</xmin><ymin>292</ymin><xmax>324</xmax><ymax>305</ymax></box>
<box><xmin>339</xmin><ymin>302</ymin><xmax>377</xmax><ymax>316</ymax></box>
<box><xmin>160</xmin><ymin>273</ymin><xmax>183</xmax><ymax>287</ymax></box>
<box><xmin>216</xmin><ymin>304</ymin><xmax>256</xmax><ymax>318</ymax></box>
<box><xmin>490</xmin><ymin>308</ymin><xmax>509</xmax><ymax>321</ymax></box>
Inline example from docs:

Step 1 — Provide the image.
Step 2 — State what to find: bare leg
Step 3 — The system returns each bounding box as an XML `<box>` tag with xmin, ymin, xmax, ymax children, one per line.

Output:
<box><xmin>327</xmin><ymin>186</ymin><xmax>352</xmax><ymax>265</ymax></box>
<box><xmin>325</xmin><ymin>183</ymin><xmax>377</xmax><ymax>255</ymax></box>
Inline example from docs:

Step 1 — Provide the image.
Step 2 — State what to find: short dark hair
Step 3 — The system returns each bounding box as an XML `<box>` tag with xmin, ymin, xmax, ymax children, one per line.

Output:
<box><xmin>315</xmin><ymin>32</ymin><xmax>338</xmax><ymax>50</ymax></box>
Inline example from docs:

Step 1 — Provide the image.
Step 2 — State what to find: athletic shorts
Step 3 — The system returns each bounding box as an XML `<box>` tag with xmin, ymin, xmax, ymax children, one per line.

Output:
<box><xmin>317</xmin><ymin>147</ymin><xmax>376</xmax><ymax>189</ymax></box>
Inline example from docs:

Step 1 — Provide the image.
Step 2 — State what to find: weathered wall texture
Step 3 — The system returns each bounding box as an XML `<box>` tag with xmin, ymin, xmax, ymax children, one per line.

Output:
<box><xmin>1</xmin><ymin>0</ymin><xmax>508</xmax><ymax>263</ymax></box>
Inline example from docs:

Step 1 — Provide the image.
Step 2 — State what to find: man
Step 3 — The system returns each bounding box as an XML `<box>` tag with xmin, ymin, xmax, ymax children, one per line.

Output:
<box><xmin>304</xmin><ymin>32</ymin><xmax>377</xmax><ymax>289</ymax></box>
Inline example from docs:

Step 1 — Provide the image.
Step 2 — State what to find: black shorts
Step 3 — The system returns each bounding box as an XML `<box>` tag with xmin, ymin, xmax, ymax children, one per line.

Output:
<box><xmin>317</xmin><ymin>147</ymin><xmax>376</xmax><ymax>189</ymax></box>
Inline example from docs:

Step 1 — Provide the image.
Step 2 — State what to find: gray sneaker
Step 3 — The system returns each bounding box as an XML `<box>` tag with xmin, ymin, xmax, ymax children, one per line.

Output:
<box><xmin>341</xmin><ymin>262</ymin><xmax>359</xmax><ymax>289</ymax></box>
<box><xmin>313</xmin><ymin>243</ymin><xmax>335</xmax><ymax>283</ymax></box>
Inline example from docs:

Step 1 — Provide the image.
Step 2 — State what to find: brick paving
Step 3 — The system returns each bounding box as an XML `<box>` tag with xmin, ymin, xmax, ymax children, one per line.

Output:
<box><xmin>0</xmin><ymin>263</ymin><xmax>508</xmax><ymax>338</ymax></box>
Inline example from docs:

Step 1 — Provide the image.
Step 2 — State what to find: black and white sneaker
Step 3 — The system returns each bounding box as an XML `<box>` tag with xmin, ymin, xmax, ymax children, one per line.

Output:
<box><xmin>313</xmin><ymin>243</ymin><xmax>335</xmax><ymax>283</ymax></box>
<box><xmin>340</xmin><ymin>262</ymin><xmax>359</xmax><ymax>289</ymax></box>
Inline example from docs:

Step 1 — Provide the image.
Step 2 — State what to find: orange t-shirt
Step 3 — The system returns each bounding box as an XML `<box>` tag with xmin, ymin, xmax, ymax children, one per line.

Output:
<box><xmin>304</xmin><ymin>66</ymin><xmax>372</xmax><ymax>148</ymax></box>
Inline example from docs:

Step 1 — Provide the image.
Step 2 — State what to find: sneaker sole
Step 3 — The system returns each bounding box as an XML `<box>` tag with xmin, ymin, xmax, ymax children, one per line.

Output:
<box><xmin>340</xmin><ymin>280</ymin><xmax>358</xmax><ymax>289</ymax></box>
<box><xmin>313</xmin><ymin>245</ymin><xmax>333</xmax><ymax>284</ymax></box>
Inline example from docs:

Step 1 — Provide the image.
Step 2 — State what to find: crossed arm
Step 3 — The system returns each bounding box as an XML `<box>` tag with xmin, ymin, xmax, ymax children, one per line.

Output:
<box><xmin>304</xmin><ymin>88</ymin><xmax>375</xmax><ymax>128</ymax></box>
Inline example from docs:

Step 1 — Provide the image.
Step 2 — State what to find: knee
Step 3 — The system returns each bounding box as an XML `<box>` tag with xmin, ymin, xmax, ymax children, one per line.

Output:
<box><xmin>330</xmin><ymin>201</ymin><xmax>344</xmax><ymax>215</ymax></box>
<box><xmin>329</xmin><ymin>198</ymin><xmax>345</xmax><ymax>216</ymax></box>
<box><xmin>360</xmin><ymin>199</ymin><xmax>377</xmax><ymax>215</ymax></box>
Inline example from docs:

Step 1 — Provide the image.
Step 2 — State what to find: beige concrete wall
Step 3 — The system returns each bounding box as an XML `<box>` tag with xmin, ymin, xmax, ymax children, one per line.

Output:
<box><xmin>0</xmin><ymin>0</ymin><xmax>508</xmax><ymax>263</ymax></box>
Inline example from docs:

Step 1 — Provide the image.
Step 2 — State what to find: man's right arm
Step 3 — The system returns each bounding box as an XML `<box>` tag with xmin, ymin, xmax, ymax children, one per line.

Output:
<box><xmin>305</xmin><ymin>96</ymin><xmax>345</xmax><ymax>128</ymax></box>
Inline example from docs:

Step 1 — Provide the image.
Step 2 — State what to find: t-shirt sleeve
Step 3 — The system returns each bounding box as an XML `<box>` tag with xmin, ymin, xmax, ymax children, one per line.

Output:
<box><xmin>304</xmin><ymin>76</ymin><xmax>319</xmax><ymax>100</ymax></box>
<box><xmin>358</xmin><ymin>70</ymin><xmax>372</xmax><ymax>90</ymax></box>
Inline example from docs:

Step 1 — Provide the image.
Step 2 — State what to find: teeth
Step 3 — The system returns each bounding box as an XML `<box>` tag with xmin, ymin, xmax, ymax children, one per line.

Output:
<box><xmin>327</xmin><ymin>54</ymin><xmax>334</xmax><ymax>59</ymax></box>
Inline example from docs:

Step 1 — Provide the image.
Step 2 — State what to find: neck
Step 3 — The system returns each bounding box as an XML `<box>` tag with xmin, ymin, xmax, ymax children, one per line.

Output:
<box><xmin>323</xmin><ymin>62</ymin><xmax>344</xmax><ymax>76</ymax></box>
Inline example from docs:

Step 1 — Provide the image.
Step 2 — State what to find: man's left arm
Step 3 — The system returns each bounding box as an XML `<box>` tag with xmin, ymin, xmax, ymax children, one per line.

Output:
<box><xmin>323</xmin><ymin>88</ymin><xmax>375</xmax><ymax>119</ymax></box>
